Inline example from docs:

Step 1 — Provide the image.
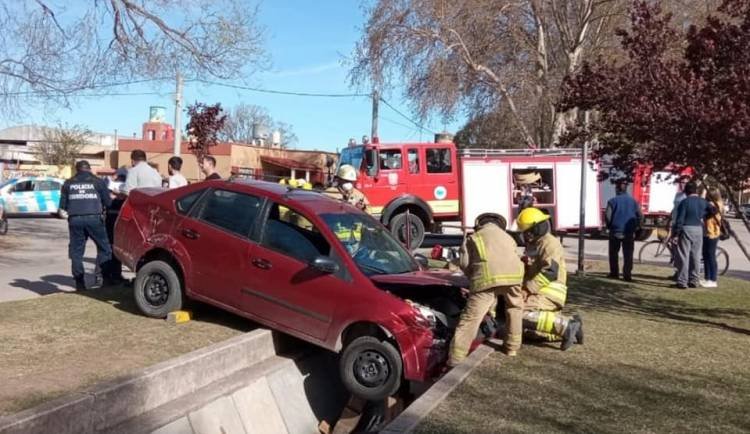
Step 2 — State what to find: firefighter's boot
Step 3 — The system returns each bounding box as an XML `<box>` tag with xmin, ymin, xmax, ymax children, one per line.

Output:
<box><xmin>561</xmin><ymin>320</ymin><xmax>581</xmax><ymax>351</ymax></box>
<box><xmin>522</xmin><ymin>310</ymin><xmax>568</xmax><ymax>342</ymax></box>
<box><xmin>573</xmin><ymin>314</ymin><xmax>584</xmax><ymax>345</ymax></box>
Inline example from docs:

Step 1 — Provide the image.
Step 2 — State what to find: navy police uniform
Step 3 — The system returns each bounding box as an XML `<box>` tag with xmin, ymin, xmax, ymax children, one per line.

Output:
<box><xmin>59</xmin><ymin>163</ymin><xmax>112</xmax><ymax>290</ymax></box>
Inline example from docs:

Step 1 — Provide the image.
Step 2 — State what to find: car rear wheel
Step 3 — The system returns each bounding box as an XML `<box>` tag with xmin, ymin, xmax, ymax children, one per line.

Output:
<box><xmin>340</xmin><ymin>336</ymin><xmax>402</xmax><ymax>401</ymax></box>
<box><xmin>134</xmin><ymin>260</ymin><xmax>183</xmax><ymax>318</ymax></box>
<box><xmin>389</xmin><ymin>212</ymin><xmax>425</xmax><ymax>251</ymax></box>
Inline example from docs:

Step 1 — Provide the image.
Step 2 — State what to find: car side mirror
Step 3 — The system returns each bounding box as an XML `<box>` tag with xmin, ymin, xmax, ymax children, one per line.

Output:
<box><xmin>413</xmin><ymin>253</ymin><xmax>429</xmax><ymax>269</ymax></box>
<box><xmin>311</xmin><ymin>256</ymin><xmax>339</xmax><ymax>274</ymax></box>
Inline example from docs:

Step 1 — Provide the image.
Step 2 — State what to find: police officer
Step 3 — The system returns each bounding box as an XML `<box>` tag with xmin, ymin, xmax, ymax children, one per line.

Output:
<box><xmin>448</xmin><ymin>213</ymin><xmax>526</xmax><ymax>364</ymax></box>
<box><xmin>101</xmin><ymin>167</ymin><xmax>128</xmax><ymax>286</ymax></box>
<box><xmin>516</xmin><ymin>207</ymin><xmax>583</xmax><ymax>350</ymax></box>
<box><xmin>323</xmin><ymin>164</ymin><xmax>369</xmax><ymax>211</ymax></box>
<box><xmin>59</xmin><ymin>161</ymin><xmax>112</xmax><ymax>291</ymax></box>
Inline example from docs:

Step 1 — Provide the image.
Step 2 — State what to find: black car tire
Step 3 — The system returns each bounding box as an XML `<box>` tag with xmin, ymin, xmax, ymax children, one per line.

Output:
<box><xmin>389</xmin><ymin>212</ymin><xmax>425</xmax><ymax>251</ymax></box>
<box><xmin>0</xmin><ymin>217</ymin><xmax>7</xmax><ymax>235</ymax></box>
<box><xmin>134</xmin><ymin>260</ymin><xmax>183</xmax><ymax>318</ymax></box>
<box><xmin>340</xmin><ymin>336</ymin><xmax>402</xmax><ymax>401</ymax></box>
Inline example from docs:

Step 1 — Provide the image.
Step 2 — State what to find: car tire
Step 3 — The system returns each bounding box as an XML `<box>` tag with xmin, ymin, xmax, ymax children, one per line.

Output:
<box><xmin>133</xmin><ymin>260</ymin><xmax>183</xmax><ymax>318</ymax></box>
<box><xmin>340</xmin><ymin>336</ymin><xmax>402</xmax><ymax>401</ymax></box>
<box><xmin>389</xmin><ymin>212</ymin><xmax>425</xmax><ymax>251</ymax></box>
<box><xmin>0</xmin><ymin>217</ymin><xmax>7</xmax><ymax>235</ymax></box>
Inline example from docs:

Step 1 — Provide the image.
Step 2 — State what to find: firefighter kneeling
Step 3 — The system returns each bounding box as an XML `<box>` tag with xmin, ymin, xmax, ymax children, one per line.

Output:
<box><xmin>448</xmin><ymin>213</ymin><xmax>526</xmax><ymax>365</ymax></box>
<box><xmin>517</xmin><ymin>207</ymin><xmax>583</xmax><ymax>351</ymax></box>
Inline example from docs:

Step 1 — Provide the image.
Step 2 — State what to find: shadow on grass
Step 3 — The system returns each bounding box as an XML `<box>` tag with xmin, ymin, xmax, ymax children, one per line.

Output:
<box><xmin>569</xmin><ymin>271</ymin><xmax>750</xmax><ymax>336</ymax></box>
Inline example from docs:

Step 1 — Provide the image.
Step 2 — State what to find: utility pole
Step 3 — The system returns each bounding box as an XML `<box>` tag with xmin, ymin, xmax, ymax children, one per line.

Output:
<box><xmin>577</xmin><ymin>111</ymin><xmax>590</xmax><ymax>276</ymax></box>
<box><xmin>371</xmin><ymin>89</ymin><xmax>379</xmax><ymax>142</ymax></box>
<box><xmin>173</xmin><ymin>72</ymin><xmax>183</xmax><ymax>156</ymax></box>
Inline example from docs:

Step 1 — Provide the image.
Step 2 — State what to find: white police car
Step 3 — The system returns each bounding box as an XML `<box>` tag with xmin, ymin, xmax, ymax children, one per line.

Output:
<box><xmin>0</xmin><ymin>176</ymin><xmax>65</xmax><ymax>216</ymax></box>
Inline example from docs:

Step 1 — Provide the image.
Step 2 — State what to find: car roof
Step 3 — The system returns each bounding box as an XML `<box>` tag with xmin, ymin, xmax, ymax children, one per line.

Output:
<box><xmin>226</xmin><ymin>179</ymin><xmax>359</xmax><ymax>214</ymax></box>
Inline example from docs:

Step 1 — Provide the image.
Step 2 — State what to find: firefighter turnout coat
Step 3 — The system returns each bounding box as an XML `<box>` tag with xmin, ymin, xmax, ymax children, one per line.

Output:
<box><xmin>524</xmin><ymin>232</ymin><xmax>568</xmax><ymax>308</ymax></box>
<box><xmin>460</xmin><ymin>223</ymin><xmax>525</xmax><ymax>292</ymax></box>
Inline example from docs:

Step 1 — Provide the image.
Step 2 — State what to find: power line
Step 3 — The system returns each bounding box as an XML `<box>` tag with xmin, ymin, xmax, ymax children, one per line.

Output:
<box><xmin>379</xmin><ymin>97</ymin><xmax>436</xmax><ymax>135</ymax></box>
<box><xmin>4</xmin><ymin>77</ymin><xmax>172</xmax><ymax>96</ymax></box>
<box><xmin>194</xmin><ymin>79</ymin><xmax>370</xmax><ymax>98</ymax></box>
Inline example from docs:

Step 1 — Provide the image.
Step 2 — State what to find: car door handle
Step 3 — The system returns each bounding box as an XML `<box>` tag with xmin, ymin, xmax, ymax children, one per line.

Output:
<box><xmin>181</xmin><ymin>228</ymin><xmax>200</xmax><ymax>239</ymax></box>
<box><xmin>251</xmin><ymin>258</ymin><xmax>272</xmax><ymax>270</ymax></box>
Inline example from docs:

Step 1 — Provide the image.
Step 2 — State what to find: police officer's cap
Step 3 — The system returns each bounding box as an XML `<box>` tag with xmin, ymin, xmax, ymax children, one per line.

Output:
<box><xmin>75</xmin><ymin>160</ymin><xmax>91</xmax><ymax>172</ymax></box>
<box><xmin>475</xmin><ymin>213</ymin><xmax>507</xmax><ymax>230</ymax></box>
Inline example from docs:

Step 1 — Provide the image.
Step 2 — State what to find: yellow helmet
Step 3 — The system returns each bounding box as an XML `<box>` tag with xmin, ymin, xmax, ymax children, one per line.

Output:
<box><xmin>336</xmin><ymin>164</ymin><xmax>358</xmax><ymax>182</ymax></box>
<box><xmin>301</xmin><ymin>182</ymin><xmax>313</xmax><ymax>190</ymax></box>
<box><xmin>516</xmin><ymin>207</ymin><xmax>550</xmax><ymax>232</ymax></box>
<box><xmin>279</xmin><ymin>178</ymin><xmax>287</xmax><ymax>185</ymax></box>
<box><xmin>288</xmin><ymin>178</ymin><xmax>299</xmax><ymax>188</ymax></box>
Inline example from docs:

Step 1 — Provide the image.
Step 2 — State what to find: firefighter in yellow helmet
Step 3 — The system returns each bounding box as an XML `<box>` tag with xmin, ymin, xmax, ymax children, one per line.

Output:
<box><xmin>323</xmin><ymin>164</ymin><xmax>369</xmax><ymax>211</ymax></box>
<box><xmin>516</xmin><ymin>207</ymin><xmax>583</xmax><ymax>351</ymax></box>
<box><xmin>448</xmin><ymin>213</ymin><xmax>526</xmax><ymax>365</ymax></box>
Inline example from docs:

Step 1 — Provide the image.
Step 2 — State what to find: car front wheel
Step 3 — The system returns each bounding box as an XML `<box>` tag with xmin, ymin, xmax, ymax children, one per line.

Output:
<box><xmin>340</xmin><ymin>336</ymin><xmax>402</xmax><ymax>401</ymax></box>
<box><xmin>134</xmin><ymin>260</ymin><xmax>183</xmax><ymax>318</ymax></box>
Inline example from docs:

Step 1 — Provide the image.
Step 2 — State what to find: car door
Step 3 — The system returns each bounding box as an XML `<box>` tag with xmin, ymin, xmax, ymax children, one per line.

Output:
<box><xmin>34</xmin><ymin>179</ymin><xmax>62</xmax><ymax>213</ymax></box>
<box><xmin>241</xmin><ymin>201</ymin><xmax>351</xmax><ymax>342</ymax></box>
<box><xmin>176</xmin><ymin>188</ymin><xmax>263</xmax><ymax>310</ymax></box>
<box><xmin>8</xmin><ymin>180</ymin><xmax>35</xmax><ymax>213</ymax></box>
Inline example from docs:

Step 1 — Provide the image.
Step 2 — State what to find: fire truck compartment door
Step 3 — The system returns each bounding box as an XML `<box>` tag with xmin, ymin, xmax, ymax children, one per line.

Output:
<box><xmin>461</xmin><ymin>160</ymin><xmax>510</xmax><ymax>228</ymax></box>
<box><xmin>647</xmin><ymin>171</ymin><xmax>679</xmax><ymax>214</ymax></box>
<box><xmin>555</xmin><ymin>160</ymin><xmax>602</xmax><ymax>229</ymax></box>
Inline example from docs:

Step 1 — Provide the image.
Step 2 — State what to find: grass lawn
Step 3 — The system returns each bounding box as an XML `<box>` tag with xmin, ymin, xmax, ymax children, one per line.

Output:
<box><xmin>0</xmin><ymin>285</ymin><xmax>253</xmax><ymax>417</ymax></box>
<box><xmin>417</xmin><ymin>262</ymin><xmax>750</xmax><ymax>434</ymax></box>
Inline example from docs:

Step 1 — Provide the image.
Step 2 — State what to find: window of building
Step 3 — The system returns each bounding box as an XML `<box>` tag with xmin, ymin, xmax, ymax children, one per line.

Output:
<box><xmin>148</xmin><ymin>130</ymin><xmax>156</xmax><ymax>140</ymax></box>
<box><xmin>262</xmin><ymin>203</ymin><xmax>331</xmax><ymax>264</ymax></box>
<box><xmin>407</xmin><ymin>149</ymin><xmax>420</xmax><ymax>174</ymax></box>
<box><xmin>426</xmin><ymin>148</ymin><xmax>452</xmax><ymax>173</ymax></box>
<box><xmin>379</xmin><ymin>149</ymin><xmax>403</xmax><ymax>170</ymax></box>
<box><xmin>197</xmin><ymin>189</ymin><xmax>262</xmax><ymax>237</ymax></box>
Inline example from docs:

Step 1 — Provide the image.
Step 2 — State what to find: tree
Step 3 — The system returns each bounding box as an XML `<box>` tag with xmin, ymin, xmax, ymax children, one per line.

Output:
<box><xmin>0</xmin><ymin>1</ymin><xmax>265</xmax><ymax>116</ymax></box>
<box><xmin>559</xmin><ymin>0</ymin><xmax>750</xmax><ymax>259</ymax></box>
<box><xmin>219</xmin><ymin>103</ymin><xmax>298</xmax><ymax>149</ymax></box>
<box><xmin>186</xmin><ymin>102</ymin><xmax>227</xmax><ymax>161</ymax></box>
<box><xmin>351</xmin><ymin>0</ymin><xmax>625</xmax><ymax>148</ymax></box>
<box><xmin>454</xmin><ymin>108</ymin><xmax>527</xmax><ymax>149</ymax></box>
<box><xmin>36</xmin><ymin>124</ymin><xmax>92</xmax><ymax>167</ymax></box>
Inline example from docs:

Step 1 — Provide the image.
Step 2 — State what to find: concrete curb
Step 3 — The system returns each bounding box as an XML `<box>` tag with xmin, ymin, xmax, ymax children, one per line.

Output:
<box><xmin>381</xmin><ymin>343</ymin><xmax>495</xmax><ymax>434</ymax></box>
<box><xmin>0</xmin><ymin>329</ymin><xmax>275</xmax><ymax>434</ymax></box>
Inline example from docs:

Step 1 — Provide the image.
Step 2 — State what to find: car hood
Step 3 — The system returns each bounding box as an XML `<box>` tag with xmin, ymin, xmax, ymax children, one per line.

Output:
<box><xmin>370</xmin><ymin>269</ymin><xmax>469</xmax><ymax>289</ymax></box>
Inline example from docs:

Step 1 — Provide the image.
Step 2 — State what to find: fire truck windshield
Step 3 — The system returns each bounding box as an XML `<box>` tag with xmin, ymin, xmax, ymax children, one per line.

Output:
<box><xmin>339</xmin><ymin>146</ymin><xmax>364</xmax><ymax>172</ymax></box>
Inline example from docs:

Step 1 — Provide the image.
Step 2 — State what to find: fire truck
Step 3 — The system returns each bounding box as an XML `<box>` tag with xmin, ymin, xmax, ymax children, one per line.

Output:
<box><xmin>337</xmin><ymin>138</ymin><xmax>602</xmax><ymax>249</ymax></box>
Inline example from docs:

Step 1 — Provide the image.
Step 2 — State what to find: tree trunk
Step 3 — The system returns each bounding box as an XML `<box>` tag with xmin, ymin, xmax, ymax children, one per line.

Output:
<box><xmin>722</xmin><ymin>183</ymin><xmax>750</xmax><ymax>264</ymax></box>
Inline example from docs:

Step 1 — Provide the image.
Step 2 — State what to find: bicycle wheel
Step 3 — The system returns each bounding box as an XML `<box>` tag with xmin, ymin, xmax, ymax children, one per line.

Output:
<box><xmin>717</xmin><ymin>247</ymin><xmax>729</xmax><ymax>276</ymax></box>
<box><xmin>638</xmin><ymin>240</ymin><xmax>671</xmax><ymax>264</ymax></box>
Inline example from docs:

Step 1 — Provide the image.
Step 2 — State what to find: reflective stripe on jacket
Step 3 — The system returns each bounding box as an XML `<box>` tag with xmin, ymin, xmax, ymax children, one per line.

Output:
<box><xmin>460</xmin><ymin>223</ymin><xmax>524</xmax><ymax>293</ymax></box>
<box><xmin>524</xmin><ymin>233</ymin><xmax>567</xmax><ymax>308</ymax></box>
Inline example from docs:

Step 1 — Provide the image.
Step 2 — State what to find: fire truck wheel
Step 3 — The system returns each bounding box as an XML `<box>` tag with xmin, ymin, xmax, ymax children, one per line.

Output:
<box><xmin>390</xmin><ymin>212</ymin><xmax>425</xmax><ymax>251</ymax></box>
<box><xmin>635</xmin><ymin>228</ymin><xmax>653</xmax><ymax>242</ymax></box>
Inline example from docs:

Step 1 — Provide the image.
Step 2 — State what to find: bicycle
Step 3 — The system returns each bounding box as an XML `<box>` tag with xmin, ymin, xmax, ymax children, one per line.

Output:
<box><xmin>638</xmin><ymin>234</ymin><xmax>729</xmax><ymax>276</ymax></box>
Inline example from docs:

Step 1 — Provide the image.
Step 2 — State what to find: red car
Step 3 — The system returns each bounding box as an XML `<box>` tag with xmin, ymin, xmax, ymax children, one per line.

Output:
<box><xmin>114</xmin><ymin>180</ymin><xmax>486</xmax><ymax>400</ymax></box>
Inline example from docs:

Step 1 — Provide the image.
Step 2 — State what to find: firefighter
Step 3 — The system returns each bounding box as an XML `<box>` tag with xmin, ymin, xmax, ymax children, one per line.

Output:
<box><xmin>324</xmin><ymin>164</ymin><xmax>369</xmax><ymax>211</ymax></box>
<box><xmin>516</xmin><ymin>207</ymin><xmax>583</xmax><ymax>351</ymax></box>
<box><xmin>448</xmin><ymin>213</ymin><xmax>526</xmax><ymax>364</ymax></box>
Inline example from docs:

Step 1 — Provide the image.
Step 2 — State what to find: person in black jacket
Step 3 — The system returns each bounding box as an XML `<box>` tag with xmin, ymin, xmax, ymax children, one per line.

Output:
<box><xmin>101</xmin><ymin>167</ymin><xmax>128</xmax><ymax>286</ymax></box>
<box><xmin>59</xmin><ymin>161</ymin><xmax>112</xmax><ymax>291</ymax></box>
<box><xmin>605</xmin><ymin>180</ymin><xmax>643</xmax><ymax>281</ymax></box>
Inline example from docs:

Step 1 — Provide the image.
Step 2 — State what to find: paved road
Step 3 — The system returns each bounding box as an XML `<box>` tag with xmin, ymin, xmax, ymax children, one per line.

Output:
<box><xmin>0</xmin><ymin>217</ymin><xmax>133</xmax><ymax>303</ymax></box>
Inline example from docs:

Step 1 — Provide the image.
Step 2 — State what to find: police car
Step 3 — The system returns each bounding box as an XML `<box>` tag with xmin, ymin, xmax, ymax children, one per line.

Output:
<box><xmin>0</xmin><ymin>176</ymin><xmax>65</xmax><ymax>216</ymax></box>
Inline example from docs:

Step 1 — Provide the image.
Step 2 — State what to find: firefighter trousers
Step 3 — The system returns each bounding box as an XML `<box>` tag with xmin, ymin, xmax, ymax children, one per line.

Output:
<box><xmin>449</xmin><ymin>284</ymin><xmax>523</xmax><ymax>366</ymax></box>
<box><xmin>522</xmin><ymin>294</ymin><xmax>571</xmax><ymax>341</ymax></box>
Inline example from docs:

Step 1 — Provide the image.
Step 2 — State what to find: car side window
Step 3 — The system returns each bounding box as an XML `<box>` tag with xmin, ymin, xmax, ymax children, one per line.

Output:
<box><xmin>176</xmin><ymin>189</ymin><xmax>206</xmax><ymax>215</ymax></box>
<box><xmin>12</xmin><ymin>181</ymin><xmax>34</xmax><ymax>192</ymax></box>
<box><xmin>408</xmin><ymin>149</ymin><xmax>420</xmax><ymax>174</ymax></box>
<box><xmin>426</xmin><ymin>148</ymin><xmax>452</xmax><ymax>173</ymax></box>
<box><xmin>197</xmin><ymin>189</ymin><xmax>262</xmax><ymax>237</ymax></box>
<box><xmin>35</xmin><ymin>180</ymin><xmax>61</xmax><ymax>191</ymax></box>
<box><xmin>261</xmin><ymin>203</ymin><xmax>331</xmax><ymax>264</ymax></box>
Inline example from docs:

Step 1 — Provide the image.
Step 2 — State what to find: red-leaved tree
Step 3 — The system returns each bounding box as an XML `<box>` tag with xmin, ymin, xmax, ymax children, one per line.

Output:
<box><xmin>559</xmin><ymin>0</ymin><xmax>750</xmax><ymax>259</ymax></box>
<box><xmin>186</xmin><ymin>102</ymin><xmax>227</xmax><ymax>162</ymax></box>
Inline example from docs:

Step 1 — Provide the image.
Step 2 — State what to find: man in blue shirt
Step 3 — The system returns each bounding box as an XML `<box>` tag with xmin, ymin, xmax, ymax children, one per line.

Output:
<box><xmin>672</xmin><ymin>181</ymin><xmax>715</xmax><ymax>289</ymax></box>
<box><xmin>605</xmin><ymin>180</ymin><xmax>643</xmax><ymax>281</ymax></box>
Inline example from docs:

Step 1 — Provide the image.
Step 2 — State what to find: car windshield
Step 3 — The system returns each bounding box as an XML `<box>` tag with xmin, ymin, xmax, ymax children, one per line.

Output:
<box><xmin>321</xmin><ymin>212</ymin><xmax>418</xmax><ymax>276</ymax></box>
<box><xmin>338</xmin><ymin>146</ymin><xmax>364</xmax><ymax>172</ymax></box>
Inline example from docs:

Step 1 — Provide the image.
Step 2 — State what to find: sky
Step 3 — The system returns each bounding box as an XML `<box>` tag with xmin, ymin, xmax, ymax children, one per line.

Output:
<box><xmin>2</xmin><ymin>1</ymin><xmax>465</xmax><ymax>153</ymax></box>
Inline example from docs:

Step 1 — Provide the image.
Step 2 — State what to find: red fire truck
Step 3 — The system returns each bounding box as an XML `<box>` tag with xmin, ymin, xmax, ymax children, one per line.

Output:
<box><xmin>337</xmin><ymin>139</ymin><xmax>602</xmax><ymax>248</ymax></box>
